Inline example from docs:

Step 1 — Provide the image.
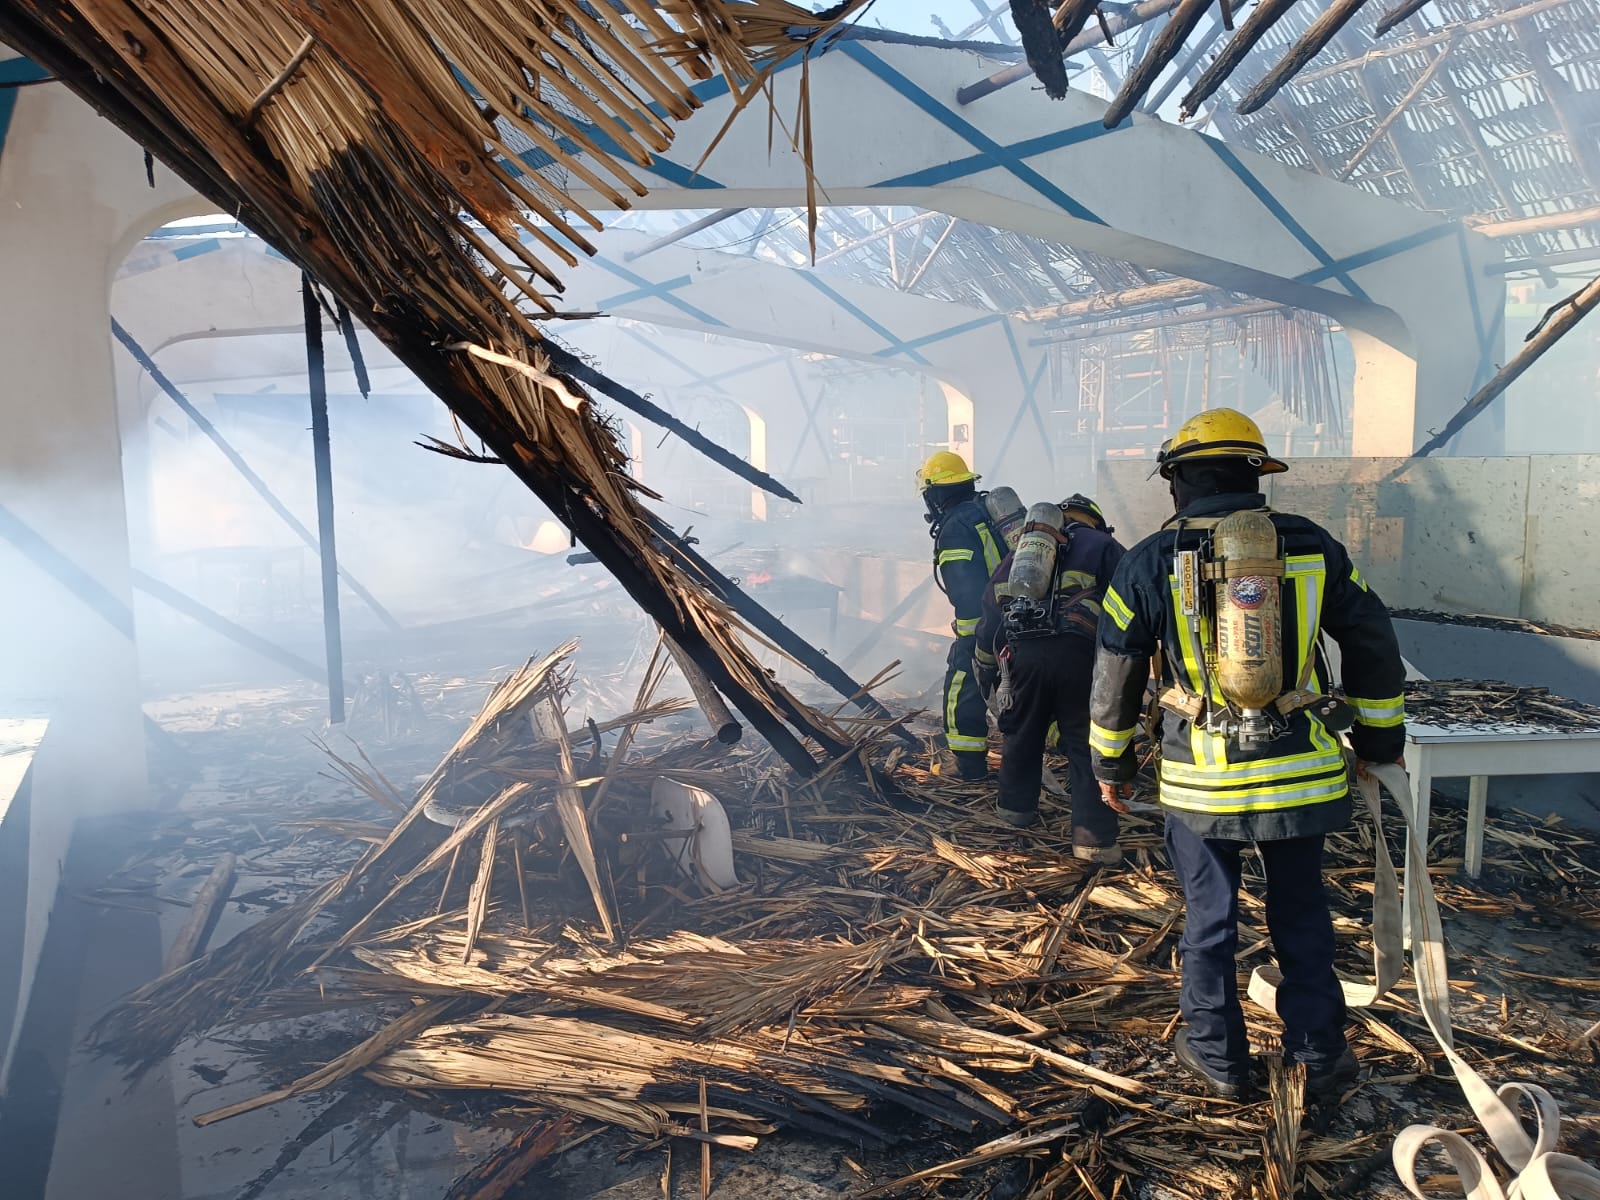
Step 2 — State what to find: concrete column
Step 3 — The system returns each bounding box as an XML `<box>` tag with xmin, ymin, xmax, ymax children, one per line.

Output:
<box><xmin>0</xmin><ymin>60</ymin><xmax>197</xmax><ymax>1082</ymax></box>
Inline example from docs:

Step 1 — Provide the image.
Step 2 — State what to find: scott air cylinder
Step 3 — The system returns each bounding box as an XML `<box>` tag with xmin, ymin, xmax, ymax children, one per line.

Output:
<box><xmin>996</xmin><ymin>502</ymin><xmax>1065</xmax><ymax>601</ymax></box>
<box><xmin>984</xmin><ymin>486</ymin><xmax>1027</xmax><ymax>552</ymax></box>
<box><xmin>1211</xmin><ymin>509</ymin><xmax>1284</xmax><ymax>748</ymax></box>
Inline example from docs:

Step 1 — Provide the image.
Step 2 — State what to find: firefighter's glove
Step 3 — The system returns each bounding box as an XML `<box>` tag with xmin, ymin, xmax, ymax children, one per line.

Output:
<box><xmin>1098</xmin><ymin>781</ymin><xmax>1134</xmax><ymax>814</ymax></box>
<box><xmin>975</xmin><ymin>661</ymin><xmax>999</xmax><ymax>702</ymax></box>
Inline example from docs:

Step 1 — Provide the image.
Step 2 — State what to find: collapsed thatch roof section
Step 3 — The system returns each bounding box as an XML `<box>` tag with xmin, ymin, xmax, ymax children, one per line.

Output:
<box><xmin>0</xmin><ymin>0</ymin><xmax>873</xmax><ymax>773</ymax></box>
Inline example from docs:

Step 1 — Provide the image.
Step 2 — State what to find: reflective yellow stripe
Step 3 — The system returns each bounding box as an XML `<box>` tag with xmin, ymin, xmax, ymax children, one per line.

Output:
<box><xmin>1160</xmin><ymin>771</ymin><xmax>1348</xmax><ymax>813</ymax></box>
<box><xmin>978</xmin><ymin>524</ymin><xmax>1002</xmax><ymax>574</ymax></box>
<box><xmin>974</xmin><ymin>646</ymin><xmax>997</xmax><ymax>667</ymax></box>
<box><xmin>1061</xmin><ymin>570</ymin><xmax>1097</xmax><ymax>591</ymax></box>
<box><xmin>1161</xmin><ymin>772</ymin><xmax>1348</xmax><ymax>809</ymax></box>
<box><xmin>1167</xmin><ymin>579</ymin><xmax>1214</xmax><ymax>701</ymax></box>
<box><xmin>1104</xmin><ymin>587</ymin><xmax>1135</xmax><ymax>631</ymax></box>
<box><xmin>1090</xmin><ymin>722</ymin><xmax>1135</xmax><ymax>756</ymax></box>
<box><xmin>1350</xmin><ymin>564</ymin><xmax>1369</xmax><ymax>592</ymax></box>
<box><xmin>954</xmin><ymin>617</ymin><xmax>979</xmax><ymax>636</ymax></box>
<box><xmin>937</xmin><ymin>548</ymin><xmax>974</xmax><ymax>565</ymax></box>
<box><xmin>1349</xmin><ymin>695</ymin><xmax>1405</xmax><ymax>727</ymax></box>
<box><xmin>1160</xmin><ymin>745</ymin><xmax>1346</xmax><ymax>786</ymax></box>
<box><xmin>946</xmin><ymin>669</ymin><xmax>985</xmax><ymax>751</ymax></box>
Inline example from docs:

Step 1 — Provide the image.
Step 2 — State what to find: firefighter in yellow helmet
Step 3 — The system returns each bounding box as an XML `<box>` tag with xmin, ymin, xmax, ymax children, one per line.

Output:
<box><xmin>1088</xmin><ymin>408</ymin><xmax>1406</xmax><ymax>1102</ymax></box>
<box><xmin>918</xmin><ymin>450</ymin><xmax>1007</xmax><ymax>780</ymax></box>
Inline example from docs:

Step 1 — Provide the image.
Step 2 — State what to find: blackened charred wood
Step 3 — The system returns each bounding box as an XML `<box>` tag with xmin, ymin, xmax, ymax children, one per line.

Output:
<box><xmin>1180</xmin><ymin>0</ymin><xmax>1303</xmax><ymax>118</ymax></box>
<box><xmin>1010</xmin><ymin>0</ymin><xmax>1070</xmax><ymax>99</ymax></box>
<box><xmin>1374</xmin><ymin>0</ymin><xmax>1432</xmax><ymax>36</ymax></box>
<box><xmin>1104</xmin><ymin>0</ymin><xmax>1215</xmax><ymax>126</ymax></box>
<box><xmin>4</xmin><ymin>2</ymin><xmax>829</xmax><ymax>776</ymax></box>
<box><xmin>642</xmin><ymin>513</ymin><xmax>912</xmax><ymax>748</ymax></box>
<box><xmin>1413</xmin><ymin>271</ymin><xmax>1600</xmax><ymax>458</ymax></box>
<box><xmin>1237</xmin><ymin>0</ymin><xmax>1375</xmax><ymax>114</ymax></box>
<box><xmin>539</xmin><ymin>340</ymin><xmax>802</xmax><ymax>504</ymax></box>
<box><xmin>663</xmin><ymin>634</ymin><xmax>744</xmax><ymax>745</ymax></box>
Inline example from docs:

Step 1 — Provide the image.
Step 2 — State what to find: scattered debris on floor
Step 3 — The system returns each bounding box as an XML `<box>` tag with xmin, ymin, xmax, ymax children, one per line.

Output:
<box><xmin>1404</xmin><ymin>678</ymin><xmax>1600</xmax><ymax>731</ymax></box>
<box><xmin>1391</xmin><ymin>608</ymin><xmax>1600</xmax><ymax>643</ymax></box>
<box><xmin>92</xmin><ymin>648</ymin><xmax>1600</xmax><ymax>1199</ymax></box>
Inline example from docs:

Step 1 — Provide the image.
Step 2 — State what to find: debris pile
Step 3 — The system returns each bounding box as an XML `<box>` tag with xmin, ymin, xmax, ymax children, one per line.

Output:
<box><xmin>1404</xmin><ymin>678</ymin><xmax>1600</xmax><ymax>732</ymax></box>
<box><xmin>94</xmin><ymin>649</ymin><xmax>1600</xmax><ymax>1199</ymax></box>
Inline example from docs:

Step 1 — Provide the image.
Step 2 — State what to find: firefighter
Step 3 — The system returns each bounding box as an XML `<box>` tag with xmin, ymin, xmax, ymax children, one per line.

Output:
<box><xmin>974</xmin><ymin>495</ymin><xmax>1126</xmax><ymax>862</ymax></box>
<box><xmin>1088</xmin><ymin>409</ymin><xmax>1406</xmax><ymax>1102</ymax></box>
<box><xmin>918</xmin><ymin>450</ymin><xmax>1005</xmax><ymax>780</ymax></box>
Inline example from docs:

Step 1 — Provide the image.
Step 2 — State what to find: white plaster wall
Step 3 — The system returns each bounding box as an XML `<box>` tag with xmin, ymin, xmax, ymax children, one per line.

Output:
<box><xmin>0</xmin><ymin>64</ymin><xmax>200</xmax><ymax>1080</ymax></box>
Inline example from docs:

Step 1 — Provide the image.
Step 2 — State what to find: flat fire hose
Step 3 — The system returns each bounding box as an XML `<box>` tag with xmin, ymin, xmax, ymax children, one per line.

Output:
<box><xmin>1246</xmin><ymin>763</ymin><xmax>1600</xmax><ymax>1198</ymax></box>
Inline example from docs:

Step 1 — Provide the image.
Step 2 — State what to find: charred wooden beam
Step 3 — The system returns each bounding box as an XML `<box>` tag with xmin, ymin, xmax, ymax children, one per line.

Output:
<box><xmin>1011</xmin><ymin>0</ymin><xmax>1070</xmax><ymax>100</ymax></box>
<box><xmin>1373</xmin><ymin>0</ymin><xmax>1432</xmax><ymax>38</ymax></box>
<box><xmin>165</xmin><ymin>854</ymin><xmax>237</xmax><ymax>972</ymax></box>
<box><xmin>1237</xmin><ymin>0</ymin><xmax>1377</xmax><ymax>115</ymax></box>
<box><xmin>956</xmin><ymin>0</ymin><xmax>1182</xmax><ymax>104</ymax></box>
<box><xmin>303</xmin><ymin>275</ymin><xmax>346</xmax><ymax>725</ymax></box>
<box><xmin>1471</xmin><ymin>204</ymin><xmax>1600</xmax><ymax>241</ymax></box>
<box><xmin>1051</xmin><ymin>0</ymin><xmax>1106</xmax><ymax>50</ymax></box>
<box><xmin>1180</xmin><ymin>0</ymin><xmax>1303</xmax><ymax>118</ymax></box>
<box><xmin>1413</xmin><ymin>272</ymin><xmax>1600</xmax><ymax>457</ymax></box>
<box><xmin>1139</xmin><ymin>16</ymin><xmax>1225</xmax><ymax>115</ymax></box>
<box><xmin>1103</xmin><ymin>0</ymin><xmax>1215</xmax><ymax>127</ymax></box>
<box><xmin>0</xmin><ymin>3</ymin><xmax>834</xmax><ymax>779</ymax></box>
<box><xmin>536</xmin><ymin>340</ymin><xmax>802</xmax><ymax>504</ymax></box>
<box><xmin>1295</xmin><ymin>0</ymin><xmax>1571</xmax><ymax>85</ymax></box>
<box><xmin>663</xmin><ymin>635</ymin><xmax>743</xmax><ymax>745</ymax></box>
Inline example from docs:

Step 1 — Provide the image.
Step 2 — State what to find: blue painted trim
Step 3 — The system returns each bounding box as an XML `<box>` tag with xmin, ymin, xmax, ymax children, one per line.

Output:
<box><xmin>1291</xmin><ymin>223</ymin><xmax>1454</xmax><ymax>286</ymax></box>
<box><xmin>875</xmin><ymin>119</ymin><xmax>1124</xmax><ymax>189</ymax></box>
<box><xmin>0</xmin><ymin>58</ymin><xmax>52</xmax><ymax>164</ymax></box>
<box><xmin>172</xmin><ymin>238</ymin><xmax>222</xmax><ymax>261</ymax></box>
<box><xmin>798</xmin><ymin>273</ymin><xmax>931</xmax><ymax>365</ymax></box>
<box><xmin>590</xmin><ymin>256</ymin><xmax>726</xmax><ymax>327</ymax></box>
<box><xmin>1200</xmin><ymin>138</ymin><xmax>1369</xmax><ymax>302</ymax></box>
<box><xmin>878</xmin><ymin>312</ymin><xmax>1007</xmax><ymax>357</ymax></box>
<box><xmin>783</xmin><ymin>357</ymin><xmax>831</xmax><ymax>474</ymax></box>
<box><xmin>838</xmin><ymin>41</ymin><xmax>1106</xmax><ymax>226</ymax></box>
<box><xmin>989</xmin><ymin>323</ymin><xmax>1054</xmax><ymax>474</ymax></box>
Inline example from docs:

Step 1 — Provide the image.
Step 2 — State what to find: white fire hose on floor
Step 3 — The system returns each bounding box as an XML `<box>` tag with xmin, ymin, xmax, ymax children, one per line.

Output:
<box><xmin>1246</xmin><ymin>762</ymin><xmax>1600</xmax><ymax>1199</ymax></box>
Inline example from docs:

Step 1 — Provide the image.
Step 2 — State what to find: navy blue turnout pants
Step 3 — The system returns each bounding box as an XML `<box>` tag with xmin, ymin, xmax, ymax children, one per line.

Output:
<box><xmin>995</xmin><ymin>634</ymin><xmax>1118</xmax><ymax>844</ymax></box>
<box><xmin>1163</xmin><ymin>817</ymin><xmax>1348</xmax><ymax>1077</ymax></box>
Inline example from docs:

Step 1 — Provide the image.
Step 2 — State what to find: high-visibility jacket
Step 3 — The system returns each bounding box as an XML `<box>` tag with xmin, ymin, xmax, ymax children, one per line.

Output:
<box><xmin>931</xmin><ymin>496</ymin><xmax>1005</xmax><ymax>641</ymax></box>
<box><xmin>1089</xmin><ymin>492</ymin><xmax>1406</xmax><ymax>842</ymax></box>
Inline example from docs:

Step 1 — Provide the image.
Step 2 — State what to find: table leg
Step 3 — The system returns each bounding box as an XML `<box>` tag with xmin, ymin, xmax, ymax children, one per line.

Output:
<box><xmin>1403</xmin><ymin>747</ymin><xmax>1432</xmax><ymax>949</ymax></box>
<box><xmin>1465</xmin><ymin>775</ymin><xmax>1488</xmax><ymax>879</ymax></box>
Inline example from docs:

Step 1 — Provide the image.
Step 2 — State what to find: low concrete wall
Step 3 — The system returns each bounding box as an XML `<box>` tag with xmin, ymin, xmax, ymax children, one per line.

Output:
<box><xmin>1097</xmin><ymin>455</ymin><xmax>1600</xmax><ymax>630</ymax></box>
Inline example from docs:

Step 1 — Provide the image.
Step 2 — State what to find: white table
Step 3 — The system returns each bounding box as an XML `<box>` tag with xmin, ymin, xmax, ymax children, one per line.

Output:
<box><xmin>1406</xmin><ymin>719</ymin><xmax>1600</xmax><ymax>879</ymax></box>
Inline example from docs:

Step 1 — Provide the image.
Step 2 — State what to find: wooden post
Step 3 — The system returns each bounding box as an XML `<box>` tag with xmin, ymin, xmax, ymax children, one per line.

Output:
<box><xmin>165</xmin><ymin>853</ymin><xmax>236</xmax><ymax>972</ymax></box>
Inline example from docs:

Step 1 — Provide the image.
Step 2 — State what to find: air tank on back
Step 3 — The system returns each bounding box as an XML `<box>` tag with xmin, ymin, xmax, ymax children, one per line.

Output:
<box><xmin>994</xmin><ymin>503</ymin><xmax>1065</xmax><ymax>600</ymax></box>
<box><xmin>1212</xmin><ymin>509</ymin><xmax>1284</xmax><ymax>749</ymax></box>
<box><xmin>984</xmin><ymin>486</ymin><xmax>1027</xmax><ymax>552</ymax></box>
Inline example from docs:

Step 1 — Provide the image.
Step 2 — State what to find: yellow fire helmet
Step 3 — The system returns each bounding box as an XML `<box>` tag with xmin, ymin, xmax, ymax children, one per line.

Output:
<box><xmin>1155</xmin><ymin>408</ymin><xmax>1288</xmax><ymax>479</ymax></box>
<box><xmin>916</xmin><ymin>450</ymin><xmax>979</xmax><ymax>493</ymax></box>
